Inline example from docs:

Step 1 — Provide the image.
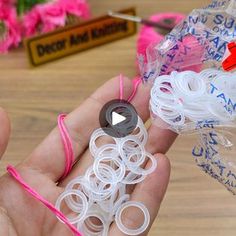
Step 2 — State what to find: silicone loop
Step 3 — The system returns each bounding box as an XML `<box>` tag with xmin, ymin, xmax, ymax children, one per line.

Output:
<box><xmin>65</xmin><ymin>177</ymin><xmax>92</xmax><ymax>212</ymax></box>
<box><xmin>122</xmin><ymin>172</ymin><xmax>146</xmax><ymax>185</ymax></box>
<box><xmin>126</xmin><ymin>152</ymin><xmax>158</xmax><ymax>176</ymax></box>
<box><xmin>173</xmin><ymin>71</ymin><xmax>206</xmax><ymax>101</ymax></box>
<box><xmin>115</xmin><ymin>201</ymin><xmax>150</xmax><ymax>235</ymax></box>
<box><xmin>55</xmin><ymin>189</ymin><xmax>88</xmax><ymax>224</ymax></box>
<box><xmin>150</xmin><ymin>69</ymin><xmax>236</xmax><ymax>131</ymax></box>
<box><xmin>131</xmin><ymin>117</ymin><xmax>148</xmax><ymax>145</ymax></box>
<box><xmin>89</xmin><ymin>129</ymin><xmax>117</xmax><ymax>157</ymax></box>
<box><xmin>98</xmin><ymin>184</ymin><xmax>126</xmax><ymax>214</ymax></box>
<box><xmin>96</xmin><ymin>144</ymin><xmax>119</xmax><ymax>158</ymax></box>
<box><xmin>93</xmin><ymin>155</ymin><xmax>126</xmax><ymax>184</ymax></box>
<box><xmin>77</xmin><ymin>203</ymin><xmax>110</xmax><ymax>236</ymax></box>
<box><xmin>110</xmin><ymin>194</ymin><xmax>130</xmax><ymax>220</ymax></box>
<box><xmin>118</xmin><ymin>136</ymin><xmax>145</xmax><ymax>166</ymax></box>
<box><xmin>83</xmin><ymin>166</ymin><xmax>117</xmax><ymax>202</ymax></box>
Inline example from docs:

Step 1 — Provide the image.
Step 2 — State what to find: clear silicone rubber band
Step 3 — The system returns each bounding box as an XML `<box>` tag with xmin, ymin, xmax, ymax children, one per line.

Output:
<box><xmin>132</xmin><ymin>117</ymin><xmax>148</xmax><ymax>145</ymax></box>
<box><xmin>173</xmin><ymin>71</ymin><xmax>206</xmax><ymax>101</ymax></box>
<box><xmin>95</xmin><ymin>144</ymin><xmax>119</xmax><ymax>159</ymax></box>
<box><xmin>122</xmin><ymin>172</ymin><xmax>146</xmax><ymax>185</ymax></box>
<box><xmin>89</xmin><ymin>128</ymin><xmax>117</xmax><ymax>157</ymax></box>
<box><xmin>115</xmin><ymin>201</ymin><xmax>150</xmax><ymax>235</ymax></box>
<box><xmin>118</xmin><ymin>136</ymin><xmax>146</xmax><ymax>166</ymax></box>
<box><xmin>110</xmin><ymin>194</ymin><xmax>130</xmax><ymax>220</ymax></box>
<box><xmin>93</xmin><ymin>155</ymin><xmax>126</xmax><ymax>184</ymax></box>
<box><xmin>83</xmin><ymin>166</ymin><xmax>117</xmax><ymax>201</ymax></box>
<box><xmin>55</xmin><ymin>189</ymin><xmax>88</xmax><ymax>224</ymax></box>
<box><xmin>153</xmin><ymin>103</ymin><xmax>186</xmax><ymax>126</ymax></box>
<box><xmin>98</xmin><ymin>184</ymin><xmax>126</xmax><ymax>214</ymax></box>
<box><xmin>78</xmin><ymin>213</ymin><xmax>108</xmax><ymax>236</ymax></box>
<box><xmin>126</xmin><ymin>152</ymin><xmax>158</xmax><ymax>176</ymax></box>
<box><xmin>65</xmin><ymin>177</ymin><xmax>87</xmax><ymax>212</ymax></box>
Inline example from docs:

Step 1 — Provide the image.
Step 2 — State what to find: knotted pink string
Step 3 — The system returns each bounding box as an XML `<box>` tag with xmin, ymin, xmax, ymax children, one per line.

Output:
<box><xmin>119</xmin><ymin>74</ymin><xmax>124</xmax><ymax>100</ymax></box>
<box><xmin>7</xmin><ymin>165</ymin><xmax>82</xmax><ymax>236</ymax></box>
<box><xmin>6</xmin><ymin>75</ymin><xmax>141</xmax><ymax>236</ymax></box>
<box><xmin>6</xmin><ymin>115</ymin><xmax>81</xmax><ymax>236</ymax></box>
<box><xmin>119</xmin><ymin>74</ymin><xmax>142</xmax><ymax>102</ymax></box>
<box><xmin>58</xmin><ymin>114</ymin><xmax>75</xmax><ymax>180</ymax></box>
<box><xmin>128</xmin><ymin>77</ymin><xmax>142</xmax><ymax>102</ymax></box>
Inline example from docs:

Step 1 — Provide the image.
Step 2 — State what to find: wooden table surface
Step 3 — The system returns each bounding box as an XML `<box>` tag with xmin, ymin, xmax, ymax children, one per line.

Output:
<box><xmin>0</xmin><ymin>1</ymin><xmax>236</xmax><ymax>235</ymax></box>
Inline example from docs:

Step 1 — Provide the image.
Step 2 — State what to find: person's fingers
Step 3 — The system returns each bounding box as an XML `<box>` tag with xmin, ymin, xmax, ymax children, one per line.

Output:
<box><xmin>130</xmin><ymin>82</ymin><xmax>151</xmax><ymax>122</ymax></box>
<box><xmin>145</xmin><ymin>124</ymin><xmax>178</xmax><ymax>155</ymax></box>
<box><xmin>60</xmin><ymin>81</ymin><xmax>150</xmax><ymax>187</ymax></box>
<box><xmin>109</xmin><ymin>154</ymin><xmax>170</xmax><ymax>236</ymax></box>
<box><xmin>59</xmin><ymin>82</ymin><xmax>152</xmax><ymax>187</ymax></box>
<box><xmin>22</xmin><ymin>76</ymin><xmax>152</xmax><ymax>182</ymax></box>
<box><xmin>60</xmin><ymin>83</ymin><xmax>176</xmax><ymax>187</ymax></box>
<box><xmin>0</xmin><ymin>108</ymin><xmax>11</xmax><ymax>159</ymax></box>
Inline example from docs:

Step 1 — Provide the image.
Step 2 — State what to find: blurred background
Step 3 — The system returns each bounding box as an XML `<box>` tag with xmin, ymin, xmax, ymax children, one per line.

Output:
<box><xmin>0</xmin><ymin>1</ymin><xmax>236</xmax><ymax>236</ymax></box>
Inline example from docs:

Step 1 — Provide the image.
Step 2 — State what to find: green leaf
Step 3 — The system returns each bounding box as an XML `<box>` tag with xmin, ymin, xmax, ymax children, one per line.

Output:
<box><xmin>17</xmin><ymin>0</ymin><xmax>47</xmax><ymax>15</ymax></box>
<box><xmin>0</xmin><ymin>21</ymin><xmax>7</xmax><ymax>41</ymax></box>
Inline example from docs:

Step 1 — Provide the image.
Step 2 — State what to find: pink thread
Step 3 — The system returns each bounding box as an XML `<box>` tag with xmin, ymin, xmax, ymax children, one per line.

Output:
<box><xmin>119</xmin><ymin>74</ymin><xmax>141</xmax><ymax>102</ymax></box>
<box><xmin>5</xmin><ymin>76</ymin><xmax>140</xmax><ymax>236</ymax></box>
<box><xmin>7</xmin><ymin>165</ymin><xmax>82</xmax><ymax>236</ymax></box>
<box><xmin>128</xmin><ymin>77</ymin><xmax>142</xmax><ymax>102</ymax></box>
<box><xmin>6</xmin><ymin>114</ymin><xmax>80</xmax><ymax>235</ymax></box>
<box><xmin>58</xmin><ymin>114</ymin><xmax>75</xmax><ymax>180</ymax></box>
<box><xmin>119</xmin><ymin>74</ymin><xmax>124</xmax><ymax>100</ymax></box>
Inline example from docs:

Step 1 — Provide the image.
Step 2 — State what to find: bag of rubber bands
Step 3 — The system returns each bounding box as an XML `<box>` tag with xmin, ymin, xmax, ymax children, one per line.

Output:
<box><xmin>145</xmin><ymin>0</ymin><xmax>236</xmax><ymax>194</ymax></box>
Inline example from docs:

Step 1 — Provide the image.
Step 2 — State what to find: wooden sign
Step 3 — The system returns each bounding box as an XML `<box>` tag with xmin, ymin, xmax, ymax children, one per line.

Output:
<box><xmin>25</xmin><ymin>8</ymin><xmax>137</xmax><ymax>66</ymax></box>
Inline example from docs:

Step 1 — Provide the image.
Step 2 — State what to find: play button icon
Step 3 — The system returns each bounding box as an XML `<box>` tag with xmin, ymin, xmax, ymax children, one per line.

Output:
<box><xmin>112</xmin><ymin>112</ymin><xmax>126</xmax><ymax>126</ymax></box>
<box><xmin>99</xmin><ymin>99</ymin><xmax>138</xmax><ymax>138</ymax></box>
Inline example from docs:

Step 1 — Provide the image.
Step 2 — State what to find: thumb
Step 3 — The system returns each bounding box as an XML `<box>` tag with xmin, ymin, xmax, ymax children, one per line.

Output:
<box><xmin>0</xmin><ymin>108</ymin><xmax>11</xmax><ymax>159</ymax></box>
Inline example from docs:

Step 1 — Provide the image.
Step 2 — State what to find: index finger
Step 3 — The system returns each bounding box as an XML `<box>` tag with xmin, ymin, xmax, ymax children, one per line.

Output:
<box><xmin>20</xmin><ymin>76</ymin><xmax>144</xmax><ymax>181</ymax></box>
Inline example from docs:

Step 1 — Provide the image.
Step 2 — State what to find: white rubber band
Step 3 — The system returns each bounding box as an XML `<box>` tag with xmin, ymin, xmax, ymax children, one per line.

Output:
<box><xmin>55</xmin><ymin>189</ymin><xmax>88</xmax><ymax>224</ymax></box>
<box><xmin>115</xmin><ymin>201</ymin><xmax>150</xmax><ymax>235</ymax></box>
<box><xmin>126</xmin><ymin>152</ymin><xmax>158</xmax><ymax>176</ymax></box>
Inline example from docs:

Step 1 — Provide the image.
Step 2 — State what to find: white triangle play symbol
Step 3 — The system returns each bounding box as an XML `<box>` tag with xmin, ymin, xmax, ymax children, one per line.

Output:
<box><xmin>112</xmin><ymin>111</ymin><xmax>126</xmax><ymax>126</ymax></box>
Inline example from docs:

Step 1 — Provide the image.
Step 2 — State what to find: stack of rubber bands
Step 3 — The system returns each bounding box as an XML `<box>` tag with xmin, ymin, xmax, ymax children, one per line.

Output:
<box><xmin>143</xmin><ymin>0</ymin><xmax>236</xmax><ymax>194</ymax></box>
<box><xmin>56</xmin><ymin>117</ymin><xmax>157</xmax><ymax>235</ymax></box>
<box><xmin>141</xmin><ymin>0</ymin><xmax>236</xmax><ymax>83</ymax></box>
<box><xmin>150</xmin><ymin>69</ymin><xmax>236</xmax><ymax>133</ymax></box>
<box><xmin>149</xmin><ymin>68</ymin><xmax>236</xmax><ymax>193</ymax></box>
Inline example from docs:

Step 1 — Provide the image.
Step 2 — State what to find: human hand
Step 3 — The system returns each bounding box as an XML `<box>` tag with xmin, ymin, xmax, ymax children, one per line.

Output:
<box><xmin>0</xmin><ymin>76</ymin><xmax>176</xmax><ymax>236</ymax></box>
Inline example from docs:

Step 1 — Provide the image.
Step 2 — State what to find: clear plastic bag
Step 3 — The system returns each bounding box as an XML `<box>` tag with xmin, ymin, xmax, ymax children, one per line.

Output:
<box><xmin>140</xmin><ymin>0</ymin><xmax>236</xmax><ymax>83</ymax></box>
<box><xmin>192</xmin><ymin>124</ymin><xmax>236</xmax><ymax>194</ymax></box>
<box><xmin>149</xmin><ymin>68</ymin><xmax>236</xmax><ymax>194</ymax></box>
<box><xmin>143</xmin><ymin>0</ymin><xmax>236</xmax><ymax>194</ymax></box>
<box><xmin>150</xmin><ymin>69</ymin><xmax>236</xmax><ymax>133</ymax></box>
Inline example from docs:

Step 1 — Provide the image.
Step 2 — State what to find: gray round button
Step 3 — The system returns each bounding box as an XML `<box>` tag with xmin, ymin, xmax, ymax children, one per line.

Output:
<box><xmin>99</xmin><ymin>99</ymin><xmax>138</xmax><ymax>138</ymax></box>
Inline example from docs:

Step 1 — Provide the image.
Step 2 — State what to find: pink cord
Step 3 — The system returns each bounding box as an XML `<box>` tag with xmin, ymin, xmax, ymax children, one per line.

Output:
<box><xmin>6</xmin><ymin>115</ymin><xmax>80</xmax><ymax>236</ymax></box>
<box><xmin>119</xmin><ymin>74</ymin><xmax>142</xmax><ymax>102</ymax></box>
<box><xmin>58</xmin><ymin>114</ymin><xmax>75</xmax><ymax>180</ymax></box>
<box><xmin>119</xmin><ymin>74</ymin><xmax>124</xmax><ymax>100</ymax></box>
<box><xmin>5</xmin><ymin>76</ymin><xmax>141</xmax><ymax>236</ymax></box>
<box><xmin>128</xmin><ymin>77</ymin><xmax>142</xmax><ymax>102</ymax></box>
<box><xmin>7</xmin><ymin>165</ymin><xmax>82</xmax><ymax>236</ymax></box>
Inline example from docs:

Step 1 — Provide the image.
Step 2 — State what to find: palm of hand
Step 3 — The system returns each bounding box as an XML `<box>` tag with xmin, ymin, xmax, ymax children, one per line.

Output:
<box><xmin>0</xmin><ymin>77</ymin><xmax>175</xmax><ymax>236</ymax></box>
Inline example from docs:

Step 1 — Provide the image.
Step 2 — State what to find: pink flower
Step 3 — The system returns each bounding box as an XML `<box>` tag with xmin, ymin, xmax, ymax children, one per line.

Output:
<box><xmin>59</xmin><ymin>0</ymin><xmax>91</xmax><ymax>20</ymax></box>
<box><xmin>0</xmin><ymin>4</ymin><xmax>21</xmax><ymax>53</ymax></box>
<box><xmin>22</xmin><ymin>0</ymin><xmax>91</xmax><ymax>38</ymax></box>
<box><xmin>39</xmin><ymin>2</ymin><xmax>66</xmax><ymax>31</ymax></box>
<box><xmin>23</xmin><ymin>2</ymin><xmax>66</xmax><ymax>36</ymax></box>
<box><xmin>22</xmin><ymin>6</ymin><xmax>41</xmax><ymax>37</ymax></box>
<box><xmin>0</xmin><ymin>0</ymin><xmax>16</xmax><ymax>7</ymax></box>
